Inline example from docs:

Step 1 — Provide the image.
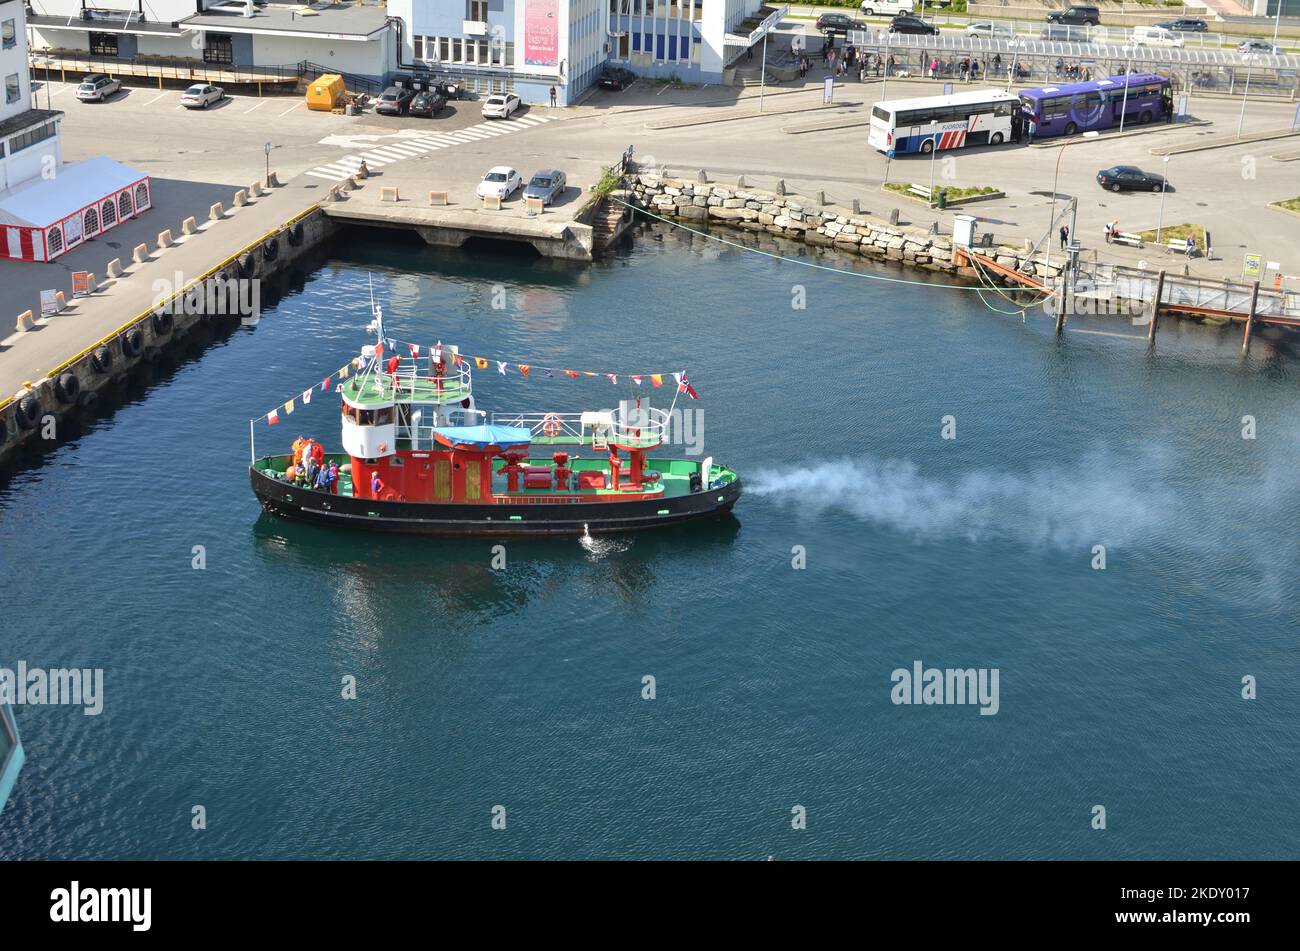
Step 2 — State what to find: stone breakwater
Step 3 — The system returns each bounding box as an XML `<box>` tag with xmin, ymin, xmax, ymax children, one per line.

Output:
<box><xmin>621</xmin><ymin>173</ymin><xmax>1063</xmax><ymax>284</ymax></box>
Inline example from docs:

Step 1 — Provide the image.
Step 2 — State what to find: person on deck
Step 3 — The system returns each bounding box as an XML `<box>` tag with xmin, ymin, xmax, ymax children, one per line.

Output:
<box><xmin>1059</xmin><ymin>224</ymin><xmax>1069</xmax><ymax>250</ymax></box>
<box><xmin>315</xmin><ymin>461</ymin><xmax>337</xmax><ymax>493</ymax></box>
<box><xmin>371</xmin><ymin>472</ymin><xmax>385</xmax><ymax>500</ymax></box>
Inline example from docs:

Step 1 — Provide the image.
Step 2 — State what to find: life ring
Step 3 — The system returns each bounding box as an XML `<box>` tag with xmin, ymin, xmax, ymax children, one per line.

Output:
<box><xmin>286</xmin><ymin>222</ymin><xmax>304</xmax><ymax>247</ymax></box>
<box><xmin>121</xmin><ymin>327</ymin><xmax>143</xmax><ymax>359</ymax></box>
<box><xmin>14</xmin><ymin>394</ymin><xmax>42</xmax><ymax>430</ymax></box>
<box><xmin>152</xmin><ymin>310</ymin><xmax>174</xmax><ymax>336</ymax></box>
<box><xmin>262</xmin><ymin>238</ymin><xmax>279</xmax><ymax>261</ymax></box>
<box><xmin>382</xmin><ymin>490</ymin><xmax>400</xmax><ymax>502</ymax></box>
<box><xmin>237</xmin><ymin>254</ymin><xmax>256</xmax><ymax>279</ymax></box>
<box><xmin>542</xmin><ymin>413</ymin><xmax>563</xmax><ymax>438</ymax></box>
<box><xmin>54</xmin><ymin>372</ymin><xmax>81</xmax><ymax>405</ymax></box>
<box><xmin>91</xmin><ymin>345</ymin><xmax>113</xmax><ymax>373</ymax></box>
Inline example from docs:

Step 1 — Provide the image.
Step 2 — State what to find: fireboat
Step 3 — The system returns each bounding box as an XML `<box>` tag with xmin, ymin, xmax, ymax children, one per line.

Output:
<box><xmin>248</xmin><ymin>313</ymin><xmax>741</xmax><ymax>536</ymax></box>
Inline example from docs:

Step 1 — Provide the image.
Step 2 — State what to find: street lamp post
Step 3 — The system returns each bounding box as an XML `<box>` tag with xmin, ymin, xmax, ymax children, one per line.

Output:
<box><xmin>759</xmin><ymin>34</ymin><xmax>768</xmax><ymax>113</ymax></box>
<box><xmin>1118</xmin><ymin>47</ymin><xmax>1133</xmax><ymax>133</ymax></box>
<box><xmin>1273</xmin><ymin>3</ymin><xmax>1283</xmax><ymax>50</ymax></box>
<box><xmin>928</xmin><ymin>133</ymin><xmax>940</xmax><ymax>203</ymax></box>
<box><xmin>1156</xmin><ymin>155</ymin><xmax>1170</xmax><ymax>248</ymax></box>
<box><xmin>881</xmin><ymin>29</ymin><xmax>892</xmax><ymax>101</ymax></box>
<box><xmin>1237</xmin><ymin>53</ymin><xmax>1256</xmax><ymax>138</ymax></box>
<box><xmin>1045</xmin><ymin>130</ymin><xmax>1099</xmax><ymax>271</ymax></box>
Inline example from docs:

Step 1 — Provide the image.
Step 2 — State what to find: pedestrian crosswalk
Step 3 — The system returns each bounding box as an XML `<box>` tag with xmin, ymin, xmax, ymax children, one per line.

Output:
<box><xmin>304</xmin><ymin>114</ymin><xmax>553</xmax><ymax>182</ymax></box>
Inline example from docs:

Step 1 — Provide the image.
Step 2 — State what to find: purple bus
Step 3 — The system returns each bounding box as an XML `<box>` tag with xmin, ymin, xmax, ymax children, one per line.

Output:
<box><xmin>1018</xmin><ymin>73</ymin><xmax>1173</xmax><ymax>138</ymax></box>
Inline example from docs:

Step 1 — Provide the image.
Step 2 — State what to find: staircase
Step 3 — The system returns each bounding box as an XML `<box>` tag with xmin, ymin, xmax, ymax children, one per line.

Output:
<box><xmin>590</xmin><ymin>192</ymin><xmax>636</xmax><ymax>255</ymax></box>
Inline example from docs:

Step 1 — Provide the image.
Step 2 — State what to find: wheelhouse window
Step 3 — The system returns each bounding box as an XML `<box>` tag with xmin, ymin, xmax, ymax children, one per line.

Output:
<box><xmin>4</xmin><ymin>73</ymin><xmax>17</xmax><ymax>105</ymax></box>
<box><xmin>89</xmin><ymin>32</ymin><xmax>119</xmax><ymax>57</ymax></box>
<box><xmin>2</xmin><ymin>19</ymin><xmax>16</xmax><ymax>51</ymax></box>
<box><xmin>203</xmin><ymin>34</ymin><xmax>234</xmax><ymax>66</ymax></box>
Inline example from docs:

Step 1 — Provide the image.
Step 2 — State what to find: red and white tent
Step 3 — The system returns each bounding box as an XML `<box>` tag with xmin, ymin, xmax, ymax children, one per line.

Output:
<box><xmin>0</xmin><ymin>157</ymin><xmax>151</xmax><ymax>263</ymax></box>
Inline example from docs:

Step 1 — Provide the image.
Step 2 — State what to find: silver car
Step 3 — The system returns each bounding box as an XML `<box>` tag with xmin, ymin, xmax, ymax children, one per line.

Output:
<box><xmin>76</xmin><ymin>75</ymin><xmax>121</xmax><ymax>102</ymax></box>
<box><xmin>180</xmin><ymin>84</ymin><xmax>226</xmax><ymax>109</ymax></box>
<box><xmin>523</xmin><ymin>170</ymin><xmax>567</xmax><ymax>206</ymax></box>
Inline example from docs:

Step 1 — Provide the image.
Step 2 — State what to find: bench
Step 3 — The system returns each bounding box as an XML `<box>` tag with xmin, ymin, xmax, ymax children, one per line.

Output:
<box><xmin>1165</xmin><ymin>239</ymin><xmax>1197</xmax><ymax>256</ymax></box>
<box><xmin>1111</xmin><ymin>232</ymin><xmax>1143</xmax><ymax>248</ymax></box>
<box><xmin>908</xmin><ymin>184</ymin><xmax>931</xmax><ymax>200</ymax></box>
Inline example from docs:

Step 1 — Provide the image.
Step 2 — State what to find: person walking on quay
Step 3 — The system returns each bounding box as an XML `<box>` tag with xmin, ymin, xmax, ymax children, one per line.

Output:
<box><xmin>1059</xmin><ymin>224</ymin><xmax>1069</xmax><ymax>250</ymax></box>
<box><xmin>549</xmin><ymin>85</ymin><xmax>557</xmax><ymax>107</ymax></box>
<box><xmin>887</xmin><ymin>54</ymin><xmax>896</xmax><ymax>77</ymax></box>
<box><xmin>928</xmin><ymin>56</ymin><xmax>938</xmax><ymax>79</ymax></box>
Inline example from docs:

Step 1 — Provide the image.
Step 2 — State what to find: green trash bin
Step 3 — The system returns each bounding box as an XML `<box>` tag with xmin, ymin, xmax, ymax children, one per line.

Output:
<box><xmin>937</xmin><ymin>189</ymin><xmax>948</xmax><ymax>210</ymax></box>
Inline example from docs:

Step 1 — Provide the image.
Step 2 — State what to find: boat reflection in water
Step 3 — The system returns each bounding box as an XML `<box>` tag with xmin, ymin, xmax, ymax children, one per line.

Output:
<box><xmin>250</xmin><ymin>512</ymin><xmax>741</xmax><ymax>634</ymax></box>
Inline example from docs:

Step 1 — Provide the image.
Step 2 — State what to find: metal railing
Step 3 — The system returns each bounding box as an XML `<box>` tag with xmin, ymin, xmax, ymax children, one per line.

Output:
<box><xmin>610</xmin><ymin>404</ymin><xmax>669</xmax><ymax>448</ymax></box>
<box><xmin>28</xmin><ymin>50</ymin><xmax>300</xmax><ymax>85</ymax></box>
<box><xmin>1072</xmin><ymin>260</ymin><xmax>1299</xmax><ymax>318</ymax></box>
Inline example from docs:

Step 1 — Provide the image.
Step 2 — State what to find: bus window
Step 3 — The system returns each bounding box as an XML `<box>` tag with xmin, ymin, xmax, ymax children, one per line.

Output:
<box><xmin>872</xmin><ymin>105</ymin><xmax>892</xmax><ymax>122</ymax></box>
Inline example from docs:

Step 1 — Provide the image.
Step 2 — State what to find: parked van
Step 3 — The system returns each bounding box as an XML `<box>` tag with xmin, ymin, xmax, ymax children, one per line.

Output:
<box><xmin>1132</xmin><ymin>25</ymin><xmax>1185</xmax><ymax>48</ymax></box>
<box><xmin>859</xmin><ymin>0</ymin><xmax>915</xmax><ymax>17</ymax></box>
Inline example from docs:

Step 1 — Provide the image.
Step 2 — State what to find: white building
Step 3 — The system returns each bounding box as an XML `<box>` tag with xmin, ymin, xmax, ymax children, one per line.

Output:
<box><xmin>1</xmin><ymin>0</ymin><xmax>62</xmax><ymax>194</ymax></box>
<box><xmin>27</xmin><ymin>0</ymin><xmax>396</xmax><ymax>87</ymax></box>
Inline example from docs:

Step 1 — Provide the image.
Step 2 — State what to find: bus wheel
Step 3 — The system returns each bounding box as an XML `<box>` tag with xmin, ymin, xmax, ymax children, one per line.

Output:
<box><xmin>920</xmin><ymin>139</ymin><xmax>934</xmax><ymax>155</ymax></box>
<box><xmin>1064</xmin><ymin>122</ymin><xmax>1078</xmax><ymax>136</ymax></box>
<box><xmin>1139</xmin><ymin>111</ymin><xmax>1152</xmax><ymax>124</ymax></box>
<box><xmin>990</xmin><ymin>132</ymin><xmax>1003</xmax><ymax>145</ymax></box>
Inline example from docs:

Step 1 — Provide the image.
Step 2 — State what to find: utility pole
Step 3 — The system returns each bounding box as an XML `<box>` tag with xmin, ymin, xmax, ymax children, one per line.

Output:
<box><xmin>1237</xmin><ymin>53</ymin><xmax>1256</xmax><ymax>138</ymax></box>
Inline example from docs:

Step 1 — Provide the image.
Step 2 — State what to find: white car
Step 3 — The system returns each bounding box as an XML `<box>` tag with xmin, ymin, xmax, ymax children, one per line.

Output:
<box><xmin>476</xmin><ymin>166</ymin><xmax>523</xmax><ymax>200</ymax></box>
<box><xmin>1238</xmin><ymin>39</ymin><xmax>1279</xmax><ymax>57</ymax></box>
<box><xmin>965</xmin><ymin>21</ymin><xmax>1015</xmax><ymax>39</ymax></box>
<box><xmin>859</xmin><ymin>1</ymin><xmax>914</xmax><ymax>16</ymax></box>
<box><xmin>481</xmin><ymin>93</ymin><xmax>521</xmax><ymax>119</ymax></box>
<box><xmin>75</xmin><ymin>74</ymin><xmax>121</xmax><ymax>102</ymax></box>
<box><xmin>180</xmin><ymin>84</ymin><xmax>225</xmax><ymax>109</ymax></box>
<box><xmin>1131</xmin><ymin>26</ymin><xmax>1184</xmax><ymax>49</ymax></box>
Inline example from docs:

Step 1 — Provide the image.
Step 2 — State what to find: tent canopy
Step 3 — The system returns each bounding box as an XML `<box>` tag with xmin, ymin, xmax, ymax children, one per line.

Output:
<box><xmin>0</xmin><ymin>156</ymin><xmax>147</xmax><ymax>228</ymax></box>
<box><xmin>432</xmin><ymin>425</ymin><xmax>532</xmax><ymax>453</ymax></box>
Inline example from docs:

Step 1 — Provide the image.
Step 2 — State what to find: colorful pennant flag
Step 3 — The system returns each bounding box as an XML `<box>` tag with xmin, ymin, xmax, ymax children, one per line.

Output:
<box><xmin>340</xmin><ymin>364</ymin><xmax>349</xmax><ymax>379</ymax></box>
<box><xmin>302</xmin><ymin>388</ymin><xmax>313</xmax><ymax>405</ymax></box>
<box><xmin>606</xmin><ymin>374</ymin><xmax>618</xmax><ymax>385</ymax></box>
<box><xmin>676</xmin><ymin>371</ymin><xmax>699</xmax><ymax>400</ymax></box>
<box><xmin>475</xmin><ymin>357</ymin><xmax>488</xmax><ymax>369</ymax></box>
<box><xmin>650</xmin><ymin>374</ymin><xmax>663</xmax><ymax>388</ymax></box>
<box><xmin>518</xmin><ymin>364</ymin><xmax>531</xmax><ymax>378</ymax></box>
<box><xmin>565</xmin><ymin>370</ymin><xmax>580</xmax><ymax>379</ymax></box>
<box><xmin>283</xmin><ymin>399</ymin><xmax>295</xmax><ymax>415</ymax></box>
<box><xmin>321</xmin><ymin>377</ymin><xmax>330</xmax><ymax>392</ymax></box>
<box><xmin>267</xmin><ymin>409</ymin><xmax>280</xmax><ymax>425</ymax></box>
<box><xmin>497</xmin><ymin>361</ymin><xmax>507</xmax><ymax>375</ymax></box>
<box><xmin>409</xmin><ymin>343</ymin><xmax>420</xmax><ymax>357</ymax></box>
<box><xmin>631</xmin><ymin>375</ymin><xmax>642</xmax><ymax>386</ymax></box>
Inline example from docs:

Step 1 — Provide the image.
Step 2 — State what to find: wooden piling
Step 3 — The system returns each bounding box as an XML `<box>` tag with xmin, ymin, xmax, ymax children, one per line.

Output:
<box><xmin>1055</xmin><ymin>273</ymin><xmax>1068</xmax><ymax>335</ymax></box>
<box><xmin>1147</xmin><ymin>270</ymin><xmax>1165</xmax><ymax>343</ymax></box>
<box><xmin>1241</xmin><ymin>280</ymin><xmax>1260</xmax><ymax>354</ymax></box>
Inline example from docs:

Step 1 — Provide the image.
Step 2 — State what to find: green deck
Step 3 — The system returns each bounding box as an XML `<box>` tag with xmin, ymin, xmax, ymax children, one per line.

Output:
<box><xmin>255</xmin><ymin>453</ymin><xmax>736</xmax><ymax>502</ymax></box>
<box><xmin>342</xmin><ymin>374</ymin><xmax>471</xmax><ymax>407</ymax></box>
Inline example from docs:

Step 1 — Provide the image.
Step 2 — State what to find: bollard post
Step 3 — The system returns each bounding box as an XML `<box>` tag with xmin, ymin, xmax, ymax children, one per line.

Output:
<box><xmin>233</xmin><ymin>189</ymin><xmax>248</xmax><ymax>207</ymax></box>
<box><xmin>106</xmin><ymin>258</ymin><xmax>123</xmax><ymax>280</ymax></box>
<box><xmin>157</xmin><ymin>229</ymin><xmax>174</xmax><ymax>249</ymax></box>
<box><xmin>380</xmin><ymin>186</ymin><xmax>400</xmax><ymax>202</ymax></box>
<box><xmin>182</xmin><ymin>216</ymin><xmax>198</xmax><ymax>236</ymax></box>
<box><xmin>1241</xmin><ymin>279</ymin><xmax>1260</xmax><ymax>354</ymax></box>
<box><xmin>889</xmin><ymin>208</ymin><xmax>899</xmax><ymax>225</ymax></box>
<box><xmin>267</xmin><ymin>171</ymin><xmax>280</xmax><ymax>187</ymax></box>
<box><xmin>132</xmin><ymin>243</ymin><xmax>150</xmax><ymax>265</ymax></box>
<box><xmin>1147</xmin><ymin>270</ymin><xmax>1165</xmax><ymax>344</ymax></box>
<box><xmin>209</xmin><ymin>202</ymin><xmax>224</xmax><ymax>222</ymax></box>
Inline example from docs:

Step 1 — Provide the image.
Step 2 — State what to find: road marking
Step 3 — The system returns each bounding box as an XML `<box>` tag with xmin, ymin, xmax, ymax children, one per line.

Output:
<box><xmin>142</xmin><ymin>91</ymin><xmax>170</xmax><ymax>106</ymax></box>
<box><xmin>278</xmin><ymin>102</ymin><xmax>302</xmax><ymax>117</ymax></box>
<box><xmin>244</xmin><ymin>99</ymin><xmax>270</xmax><ymax>114</ymax></box>
<box><xmin>306</xmin><ymin>170</ymin><xmax>347</xmax><ymax>181</ymax></box>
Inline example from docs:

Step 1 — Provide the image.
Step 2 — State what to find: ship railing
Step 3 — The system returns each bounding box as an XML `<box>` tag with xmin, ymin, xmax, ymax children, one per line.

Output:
<box><xmin>491</xmin><ymin>412</ymin><xmax>590</xmax><ymax>443</ymax></box>
<box><xmin>609</xmin><ymin>405</ymin><xmax>669</xmax><ymax>449</ymax></box>
<box><xmin>372</xmin><ymin>356</ymin><xmax>473</xmax><ymax>404</ymax></box>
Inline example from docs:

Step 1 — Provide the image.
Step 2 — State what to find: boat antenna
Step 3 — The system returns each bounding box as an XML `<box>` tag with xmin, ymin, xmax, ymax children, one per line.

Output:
<box><xmin>368</xmin><ymin>273</ymin><xmax>385</xmax><ymax>345</ymax></box>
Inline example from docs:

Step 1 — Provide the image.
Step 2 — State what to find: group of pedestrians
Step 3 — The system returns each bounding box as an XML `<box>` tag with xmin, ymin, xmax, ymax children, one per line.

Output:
<box><xmin>287</xmin><ymin>435</ymin><xmax>339</xmax><ymax>493</ymax></box>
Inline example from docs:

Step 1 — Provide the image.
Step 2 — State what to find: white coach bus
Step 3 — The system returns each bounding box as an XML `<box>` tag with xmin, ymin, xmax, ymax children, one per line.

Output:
<box><xmin>868</xmin><ymin>89</ymin><xmax>1021</xmax><ymax>154</ymax></box>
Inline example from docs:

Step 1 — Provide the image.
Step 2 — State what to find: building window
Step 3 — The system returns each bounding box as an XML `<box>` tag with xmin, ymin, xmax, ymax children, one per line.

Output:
<box><xmin>4</xmin><ymin>74</ymin><xmax>17</xmax><ymax>105</ymax></box>
<box><xmin>47</xmin><ymin>225</ymin><xmax>64</xmax><ymax>257</ymax></box>
<box><xmin>89</xmin><ymin>32</ymin><xmax>119</xmax><ymax>57</ymax></box>
<box><xmin>84</xmin><ymin>206</ymin><xmax>100</xmax><ymax>237</ymax></box>
<box><xmin>439</xmin><ymin>37</ymin><xmax>450</xmax><ymax>61</ymax></box>
<box><xmin>2</xmin><ymin>19</ymin><xmax>16</xmax><ymax>50</ymax></box>
<box><xmin>9</xmin><ymin>121</ymin><xmax>55</xmax><ymax>154</ymax></box>
<box><xmin>467</xmin><ymin>0</ymin><xmax>487</xmax><ymax>20</ymax></box>
<box><xmin>134</xmin><ymin>182</ymin><xmax>150</xmax><ymax>212</ymax></box>
<box><xmin>101</xmin><ymin>198</ymin><xmax>117</xmax><ymax>229</ymax></box>
<box><xmin>203</xmin><ymin>34</ymin><xmax>234</xmax><ymax>66</ymax></box>
<box><xmin>118</xmin><ymin>191</ymin><xmax>132</xmax><ymax>221</ymax></box>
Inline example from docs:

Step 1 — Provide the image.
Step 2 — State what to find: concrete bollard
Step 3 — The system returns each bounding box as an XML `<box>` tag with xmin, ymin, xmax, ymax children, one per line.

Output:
<box><xmin>427</xmin><ymin>190</ymin><xmax>449</xmax><ymax>206</ymax></box>
<box><xmin>481</xmin><ymin>194</ymin><xmax>502</xmax><ymax>211</ymax></box>
<box><xmin>524</xmin><ymin>196</ymin><xmax>545</xmax><ymax>216</ymax></box>
<box><xmin>16</xmin><ymin>310</ymin><xmax>36</xmax><ymax>332</ymax></box>
<box><xmin>776</xmin><ymin>179</ymin><xmax>786</xmax><ymax>196</ymax></box>
<box><xmin>736</xmin><ymin>175</ymin><xmax>746</xmax><ymax>188</ymax></box>
<box><xmin>249</xmin><ymin>181</ymin><xmax>263</xmax><ymax>198</ymax></box>
<box><xmin>328</xmin><ymin>185</ymin><xmax>343</xmax><ymax>202</ymax></box>
<box><xmin>133</xmin><ymin>243</ymin><xmax>149</xmax><ymax>265</ymax></box>
<box><xmin>889</xmin><ymin>208</ymin><xmax>900</xmax><ymax>225</ymax></box>
<box><xmin>851</xmin><ymin>199</ymin><xmax>861</xmax><ymax>214</ymax></box>
<box><xmin>233</xmin><ymin>189</ymin><xmax>247</xmax><ymax>207</ymax></box>
<box><xmin>380</xmin><ymin>186</ymin><xmax>400</xmax><ymax>202</ymax></box>
<box><xmin>209</xmin><ymin>202</ymin><xmax>224</xmax><ymax>222</ymax></box>
<box><xmin>696</xmin><ymin>169</ymin><xmax>708</xmax><ymax>183</ymax></box>
<box><xmin>355</xmin><ymin>165</ymin><xmax>369</xmax><ymax>180</ymax></box>
<box><xmin>928</xmin><ymin>221</ymin><xmax>939</xmax><ymax>235</ymax></box>
<box><xmin>816</xmin><ymin>190</ymin><xmax>825</xmax><ymax>206</ymax></box>
<box><xmin>157</xmin><ymin>229</ymin><xmax>174</xmax><ymax>249</ymax></box>
<box><xmin>181</xmin><ymin>216</ymin><xmax>197</xmax><ymax>236</ymax></box>
<box><xmin>106</xmin><ymin>258</ymin><xmax>123</xmax><ymax>279</ymax></box>
<box><xmin>350</xmin><ymin>174</ymin><xmax>364</xmax><ymax>189</ymax></box>
<box><xmin>267</xmin><ymin>171</ymin><xmax>280</xmax><ymax>187</ymax></box>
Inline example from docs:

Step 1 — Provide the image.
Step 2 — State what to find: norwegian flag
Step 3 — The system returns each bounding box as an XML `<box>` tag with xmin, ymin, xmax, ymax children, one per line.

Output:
<box><xmin>675</xmin><ymin>371</ymin><xmax>699</xmax><ymax>400</ymax></box>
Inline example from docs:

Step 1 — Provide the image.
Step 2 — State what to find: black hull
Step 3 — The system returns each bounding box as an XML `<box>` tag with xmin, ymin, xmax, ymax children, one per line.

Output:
<box><xmin>249</xmin><ymin>466</ymin><xmax>742</xmax><ymax>536</ymax></box>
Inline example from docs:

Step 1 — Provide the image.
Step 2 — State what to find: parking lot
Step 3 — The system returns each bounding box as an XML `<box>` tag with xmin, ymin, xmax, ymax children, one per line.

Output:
<box><xmin>40</xmin><ymin>76</ymin><xmax>561</xmax><ymax>188</ymax></box>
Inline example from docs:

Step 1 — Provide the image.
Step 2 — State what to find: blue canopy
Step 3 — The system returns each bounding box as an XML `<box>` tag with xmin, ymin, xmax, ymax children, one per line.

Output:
<box><xmin>432</xmin><ymin>425</ymin><xmax>532</xmax><ymax>452</ymax></box>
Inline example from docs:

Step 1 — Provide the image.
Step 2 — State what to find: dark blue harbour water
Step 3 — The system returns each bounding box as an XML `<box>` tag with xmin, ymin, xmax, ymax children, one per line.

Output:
<box><xmin>2</xmin><ymin>225</ymin><xmax>1298</xmax><ymax>859</ymax></box>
